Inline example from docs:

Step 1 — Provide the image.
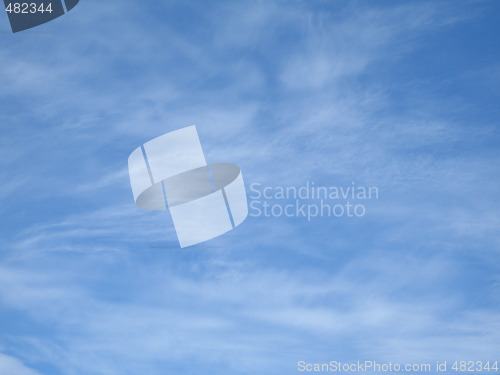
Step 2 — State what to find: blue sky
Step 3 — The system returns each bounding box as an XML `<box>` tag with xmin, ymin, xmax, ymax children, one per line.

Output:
<box><xmin>0</xmin><ymin>1</ymin><xmax>499</xmax><ymax>374</ymax></box>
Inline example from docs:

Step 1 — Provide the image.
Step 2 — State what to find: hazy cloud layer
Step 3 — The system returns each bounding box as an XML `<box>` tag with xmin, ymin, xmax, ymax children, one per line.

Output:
<box><xmin>0</xmin><ymin>1</ymin><xmax>499</xmax><ymax>374</ymax></box>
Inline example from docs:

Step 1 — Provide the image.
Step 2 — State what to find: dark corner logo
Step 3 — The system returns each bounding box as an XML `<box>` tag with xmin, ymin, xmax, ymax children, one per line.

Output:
<box><xmin>3</xmin><ymin>0</ymin><xmax>79</xmax><ymax>33</ymax></box>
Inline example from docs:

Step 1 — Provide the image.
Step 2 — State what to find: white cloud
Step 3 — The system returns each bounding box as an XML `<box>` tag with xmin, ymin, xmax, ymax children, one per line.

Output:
<box><xmin>0</xmin><ymin>353</ymin><xmax>41</xmax><ymax>375</ymax></box>
<box><xmin>0</xmin><ymin>1</ymin><xmax>498</xmax><ymax>374</ymax></box>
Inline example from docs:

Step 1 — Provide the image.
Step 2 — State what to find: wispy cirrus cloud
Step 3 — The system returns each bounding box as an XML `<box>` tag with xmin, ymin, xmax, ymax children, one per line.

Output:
<box><xmin>0</xmin><ymin>0</ymin><xmax>499</xmax><ymax>374</ymax></box>
<box><xmin>0</xmin><ymin>353</ymin><xmax>41</xmax><ymax>375</ymax></box>
<box><xmin>0</xmin><ymin>250</ymin><xmax>498</xmax><ymax>375</ymax></box>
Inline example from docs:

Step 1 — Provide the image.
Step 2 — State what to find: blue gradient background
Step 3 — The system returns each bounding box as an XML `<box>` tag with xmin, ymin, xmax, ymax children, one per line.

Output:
<box><xmin>0</xmin><ymin>1</ymin><xmax>499</xmax><ymax>374</ymax></box>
